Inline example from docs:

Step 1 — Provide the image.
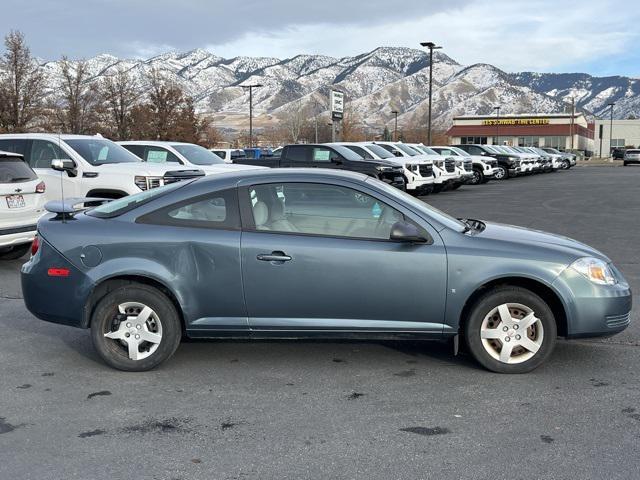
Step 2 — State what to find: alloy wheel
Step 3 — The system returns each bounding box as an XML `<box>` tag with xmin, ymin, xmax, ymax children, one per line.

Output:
<box><xmin>471</xmin><ymin>171</ymin><xmax>481</xmax><ymax>185</ymax></box>
<box><xmin>494</xmin><ymin>167</ymin><xmax>506</xmax><ymax>179</ymax></box>
<box><xmin>479</xmin><ymin>303</ymin><xmax>544</xmax><ymax>364</ymax></box>
<box><xmin>104</xmin><ymin>302</ymin><xmax>163</xmax><ymax>361</ymax></box>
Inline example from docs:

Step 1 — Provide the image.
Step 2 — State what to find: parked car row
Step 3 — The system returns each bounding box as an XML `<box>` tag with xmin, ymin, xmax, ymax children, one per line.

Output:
<box><xmin>0</xmin><ymin>133</ymin><xmax>573</xmax><ymax>260</ymax></box>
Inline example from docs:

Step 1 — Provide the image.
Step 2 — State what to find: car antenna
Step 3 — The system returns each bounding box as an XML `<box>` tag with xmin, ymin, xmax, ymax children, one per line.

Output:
<box><xmin>58</xmin><ymin>131</ymin><xmax>66</xmax><ymax>224</ymax></box>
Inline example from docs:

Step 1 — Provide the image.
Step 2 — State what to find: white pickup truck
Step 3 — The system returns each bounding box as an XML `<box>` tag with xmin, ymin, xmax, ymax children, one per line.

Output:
<box><xmin>0</xmin><ymin>134</ymin><xmax>205</xmax><ymax>203</ymax></box>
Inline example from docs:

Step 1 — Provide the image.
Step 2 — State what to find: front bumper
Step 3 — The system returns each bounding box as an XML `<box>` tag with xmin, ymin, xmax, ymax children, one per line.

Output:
<box><xmin>553</xmin><ymin>266</ymin><xmax>632</xmax><ymax>338</ymax></box>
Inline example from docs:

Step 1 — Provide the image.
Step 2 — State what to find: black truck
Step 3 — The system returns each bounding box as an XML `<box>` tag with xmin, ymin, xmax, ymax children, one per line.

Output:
<box><xmin>455</xmin><ymin>144</ymin><xmax>521</xmax><ymax>179</ymax></box>
<box><xmin>233</xmin><ymin>144</ymin><xmax>405</xmax><ymax>189</ymax></box>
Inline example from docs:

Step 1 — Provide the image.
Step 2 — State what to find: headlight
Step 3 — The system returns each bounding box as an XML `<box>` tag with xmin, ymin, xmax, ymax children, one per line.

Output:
<box><xmin>134</xmin><ymin>176</ymin><xmax>148</xmax><ymax>190</ymax></box>
<box><xmin>508</xmin><ymin>156</ymin><xmax>518</xmax><ymax>161</ymax></box>
<box><xmin>376</xmin><ymin>165</ymin><xmax>394</xmax><ymax>172</ymax></box>
<box><xmin>570</xmin><ymin>257</ymin><xmax>617</xmax><ymax>285</ymax></box>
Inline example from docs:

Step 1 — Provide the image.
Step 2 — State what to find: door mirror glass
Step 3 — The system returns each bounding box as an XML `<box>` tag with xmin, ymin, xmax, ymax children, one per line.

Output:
<box><xmin>389</xmin><ymin>221</ymin><xmax>429</xmax><ymax>243</ymax></box>
<box><xmin>51</xmin><ymin>159</ymin><xmax>77</xmax><ymax>177</ymax></box>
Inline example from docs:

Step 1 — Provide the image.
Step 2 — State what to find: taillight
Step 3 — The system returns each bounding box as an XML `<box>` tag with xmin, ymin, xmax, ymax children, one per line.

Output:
<box><xmin>31</xmin><ymin>235</ymin><xmax>39</xmax><ymax>256</ymax></box>
<box><xmin>47</xmin><ymin>268</ymin><xmax>70</xmax><ymax>277</ymax></box>
<box><xmin>35</xmin><ymin>181</ymin><xmax>46</xmax><ymax>193</ymax></box>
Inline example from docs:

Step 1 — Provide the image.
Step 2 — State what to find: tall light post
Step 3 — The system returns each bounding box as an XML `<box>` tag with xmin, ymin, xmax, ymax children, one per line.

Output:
<box><xmin>242</xmin><ymin>83</ymin><xmax>263</xmax><ymax>147</ymax></box>
<box><xmin>420</xmin><ymin>42</ymin><xmax>442</xmax><ymax>145</ymax></box>
<box><xmin>493</xmin><ymin>106</ymin><xmax>501</xmax><ymax>145</ymax></box>
<box><xmin>391</xmin><ymin>110</ymin><xmax>399</xmax><ymax>141</ymax></box>
<box><xmin>608</xmin><ymin>102</ymin><xmax>615</xmax><ymax>158</ymax></box>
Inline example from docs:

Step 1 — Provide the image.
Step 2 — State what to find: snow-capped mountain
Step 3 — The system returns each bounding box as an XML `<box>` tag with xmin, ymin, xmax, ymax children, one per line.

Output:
<box><xmin>31</xmin><ymin>47</ymin><xmax>640</xmax><ymax>131</ymax></box>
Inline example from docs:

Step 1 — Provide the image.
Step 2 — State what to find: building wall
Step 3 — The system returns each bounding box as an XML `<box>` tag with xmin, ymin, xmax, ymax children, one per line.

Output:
<box><xmin>593</xmin><ymin>119</ymin><xmax>640</xmax><ymax>156</ymax></box>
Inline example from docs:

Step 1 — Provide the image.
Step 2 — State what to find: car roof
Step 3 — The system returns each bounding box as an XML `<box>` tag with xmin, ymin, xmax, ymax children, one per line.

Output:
<box><xmin>0</xmin><ymin>133</ymin><xmax>109</xmax><ymax>141</ymax></box>
<box><xmin>118</xmin><ymin>140</ymin><xmax>194</xmax><ymax>146</ymax></box>
<box><xmin>193</xmin><ymin>167</ymin><xmax>368</xmax><ymax>188</ymax></box>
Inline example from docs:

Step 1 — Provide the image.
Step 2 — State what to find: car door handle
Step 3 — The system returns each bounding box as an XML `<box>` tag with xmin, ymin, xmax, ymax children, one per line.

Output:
<box><xmin>257</xmin><ymin>251</ymin><xmax>292</xmax><ymax>262</ymax></box>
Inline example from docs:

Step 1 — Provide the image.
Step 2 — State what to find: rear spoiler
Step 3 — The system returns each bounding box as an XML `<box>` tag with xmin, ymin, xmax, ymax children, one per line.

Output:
<box><xmin>45</xmin><ymin>197</ymin><xmax>113</xmax><ymax>218</ymax></box>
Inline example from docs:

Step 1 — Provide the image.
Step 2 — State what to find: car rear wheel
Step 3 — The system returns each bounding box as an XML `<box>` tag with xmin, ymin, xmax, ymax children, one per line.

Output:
<box><xmin>0</xmin><ymin>243</ymin><xmax>31</xmax><ymax>260</ymax></box>
<box><xmin>464</xmin><ymin>286</ymin><xmax>557</xmax><ymax>373</ymax></box>
<box><xmin>90</xmin><ymin>284</ymin><xmax>182</xmax><ymax>371</ymax></box>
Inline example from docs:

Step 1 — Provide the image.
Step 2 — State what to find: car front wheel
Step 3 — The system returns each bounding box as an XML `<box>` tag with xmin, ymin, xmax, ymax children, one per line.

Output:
<box><xmin>493</xmin><ymin>166</ymin><xmax>507</xmax><ymax>180</ymax></box>
<box><xmin>469</xmin><ymin>169</ymin><xmax>483</xmax><ymax>185</ymax></box>
<box><xmin>464</xmin><ymin>286</ymin><xmax>557</xmax><ymax>373</ymax></box>
<box><xmin>90</xmin><ymin>284</ymin><xmax>182</xmax><ymax>371</ymax></box>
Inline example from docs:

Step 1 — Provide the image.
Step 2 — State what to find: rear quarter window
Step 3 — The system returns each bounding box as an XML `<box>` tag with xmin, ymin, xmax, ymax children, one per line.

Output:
<box><xmin>0</xmin><ymin>157</ymin><xmax>37</xmax><ymax>183</ymax></box>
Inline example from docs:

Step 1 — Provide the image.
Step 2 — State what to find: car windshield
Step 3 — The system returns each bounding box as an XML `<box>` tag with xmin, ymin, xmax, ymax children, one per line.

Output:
<box><xmin>449</xmin><ymin>146</ymin><xmax>471</xmax><ymax>157</ymax></box>
<box><xmin>419</xmin><ymin>146</ymin><xmax>440</xmax><ymax>155</ymax></box>
<box><xmin>434</xmin><ymin>148</ymin><xmax>460</xmax><ymax>157</ymax></box>
<box><xmin>627</xmin><ymin>150</ymin><xmax>640</xmax><ymax>154</ymax></box>
<box><xmin>0</xmin><ymin>156</ymin><xmax>37</xmax><ymax>183</ymax></box>
<box><xmin>333</xmin><ymin>145</ymin><xmax>364</xmax><ymax>161</ymax></box>
<box><xmin>395</xmin><ymin>144</ymin><xmax>419</xmax><ymax>156</ymax></box>
<box><xmin>364</xmin><ymin>144</ymin><xmax>395</xmax><ymax>159</ymax></box>
<box><xmin>483</xmin><ymin>146</ymin><xmax>499</xmax><ymax>154</ymax></box>
<box><xmin>171</xmin><ymin>144</ymin><xmax>225</xmax><ymax>165</ymax></box>
<box><xmin>65</xmin><ymin>138</ymin><xmax>141</xmax><ymax>165</ymax></box>
<box><xmin>87</xmin><ymin>181</ymin><xmax>188</xmax><ymax>218</ymax></box>
<box><xmin>367</xmin><ymin>177</ymin><xmax>466</xmax><ymax>232</ymax></box>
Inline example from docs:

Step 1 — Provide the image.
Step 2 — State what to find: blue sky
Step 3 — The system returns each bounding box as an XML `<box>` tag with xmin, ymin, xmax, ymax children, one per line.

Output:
<box><xmin>2</xmin><ymin>0</ymin><xmax>639</xmax><ymax>77</ymax></box>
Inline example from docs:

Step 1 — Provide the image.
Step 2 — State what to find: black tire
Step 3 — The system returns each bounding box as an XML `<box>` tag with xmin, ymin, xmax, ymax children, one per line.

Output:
<box><xmin>469</xmin><ymin>169</ymin><xmax>483</xmax><ymax>185</ymax></box>
<box><xmin>90</xmin><ymin>284</ymin><xmax>182</xmax><ymax>371</ymax></box>
<box><xmin>0</xmin><ymin>243</ymin><xmax>31</xmax><ymax>260</ymax></box>
<box><xmin>623</xmin><ymin>161</ymin><xmax>628</xmax><ymax>166</ymax></box>
<box><xmin>561</xmin><ymin>160</ymin><xmax>570</xmax><ymax>170</ymax></box>
<box><xmin>463</xmin><ymin>286</ymin><xmax>557</xmax><ymax>374</ymax></box>
<box><xmin>494</xmin><ymin>165</ymin><xmax>507</xmax><ymax>180</ymax></box>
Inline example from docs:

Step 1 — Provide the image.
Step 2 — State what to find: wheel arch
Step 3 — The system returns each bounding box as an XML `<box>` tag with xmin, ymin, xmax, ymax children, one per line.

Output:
<box><xmin>458</xmin><ymin>276</ymin><xmax>568</xmax><ymax>337</ymax></box>
<box><xmin>82</xmin><ymin>274</ymin><xmax>186</xmax><ymax>332</ymax></box>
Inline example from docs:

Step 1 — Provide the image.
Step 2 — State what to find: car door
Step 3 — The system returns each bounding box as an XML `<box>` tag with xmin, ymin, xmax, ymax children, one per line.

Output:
<box><xmin>27</xmin><ymin>139</ymin><xmax>81</xmax><ymax>200</ymax></box>
<box><xmin>238</xmin><ymin>180</ymin><xmax>448</xmax><ymax>334</ymax></box>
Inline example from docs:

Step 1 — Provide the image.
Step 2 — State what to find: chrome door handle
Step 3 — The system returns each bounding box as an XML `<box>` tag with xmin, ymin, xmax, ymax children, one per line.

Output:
<box><xmin>257</xmin><ymin>251</ymin><xmax>292</xmax><ymax>262</ymax></box>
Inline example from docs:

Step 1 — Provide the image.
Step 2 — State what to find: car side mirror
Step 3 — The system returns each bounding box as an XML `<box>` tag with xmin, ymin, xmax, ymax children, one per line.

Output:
<box><xmin>51</xmin><ymin>159</ymin><xmax>77</xmax><ymax>177</ymax></box>
<box><xmin>390</xmin><ymin>221</ymin><xmax>429</xmax><ymax>243</ymax></box>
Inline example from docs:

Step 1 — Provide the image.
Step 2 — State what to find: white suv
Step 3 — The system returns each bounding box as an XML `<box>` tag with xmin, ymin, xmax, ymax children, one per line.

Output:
<box><xmin>428</xmin><ymin>146</ymin><xmax>496</xmax><ymax>185</ymax></box>
<box><xmin>0</xmin><ymin>134</ymin><xmax>205</xmax><ymax>203</ymax></box>
<box><xmin>403</xmin><ymin>143</ymin><xmax>471</xmax><ymax>189</ymax></box>
<box><xmin>335</xmin><ymin>142</ymin><xmax>436</xmax><ymax>194</ymax></box>
<box><xmin>119</xmin><ymin>141</ymin><xmax>264</xmax><ymax>174</ymax></box>
<box><xmin>0</xmin><ymin>151</ymin><xmax>46</xmax><ymax>260</ymax></box>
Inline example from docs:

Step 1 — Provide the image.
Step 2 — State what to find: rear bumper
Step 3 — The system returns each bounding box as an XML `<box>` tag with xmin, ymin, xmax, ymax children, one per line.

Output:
<box><xmin>624</xmin><ymin>158</ymin><xmax>640</xmax><ymax>164</ymax></box>
<box><xmin>0</xmin><ymin>224</ymin><xmax>36</xmax><ymax>248</ymax></box>
<box><xmin>21</xmin><ymin>238</ymin><xmax>91</xmax><ymax>328</ymax></box>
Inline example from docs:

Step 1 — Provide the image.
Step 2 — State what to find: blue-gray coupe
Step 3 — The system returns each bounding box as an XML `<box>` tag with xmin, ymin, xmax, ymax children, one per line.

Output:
<box><xmin>21</xmin><ymin>168</ymin><xmax>632</xmax><ymax>373</ymax></box>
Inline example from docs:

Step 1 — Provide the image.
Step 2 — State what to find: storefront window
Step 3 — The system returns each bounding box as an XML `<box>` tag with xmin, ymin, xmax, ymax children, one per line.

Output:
<box><xmin>517</xmin><ymin>136</ymin><xmax>539</xmax><ymax>147</ymax></box>
<box><xmin>611</xmin><ymin>139</ymin><xmax>626</xmax><ymax>147</ymax></box>
<box><xmin>461</xmin><ymin>136</ymin><xmax>487</xmax><ymax>145</ymax></box>
<box><xmin>542</xmin><ymin>136</ymin><xmax>567</xmax><ymax>149</ymax></box>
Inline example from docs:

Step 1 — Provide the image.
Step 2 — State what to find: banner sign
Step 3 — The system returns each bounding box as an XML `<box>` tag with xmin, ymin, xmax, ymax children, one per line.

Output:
<box><xmin>331</xmin><ymin>90</ymin><xmax>344</xmax><ymax>120</ymax></box>
<box><xmin>482</xmin><ymin>118</ymin><xmax>550</xmax><ymax>126</ymax></box>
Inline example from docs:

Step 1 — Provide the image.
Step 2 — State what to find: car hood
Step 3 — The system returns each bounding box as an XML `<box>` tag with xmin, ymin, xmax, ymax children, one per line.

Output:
<box><xmin>95</xmin><ymin>162</ymin><xmax>202</xmax><ymax>176</ymax></box>
<box><xmin>476</xmin><ymin>221</ymin><xmax>610</xmax><ymax>263</ymax></box>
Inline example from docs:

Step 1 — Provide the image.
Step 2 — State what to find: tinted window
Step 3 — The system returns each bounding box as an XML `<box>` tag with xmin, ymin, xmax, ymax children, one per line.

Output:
<box><xmin>364</xmin><ymin>144</ymin><xmax>394</xmax><ymax>159</ymax></box>
<box><xmin>139</xmin><ymin>188</ymin><xmax>239</xmax><ymax>229</ymax></box>
<box><xmin>247</xmin><ymin>182</ymin><xmax>406</xmax><ymax>240</ymax></box>
<box><xmin>88</xmin><ymin>181</ymin><xmax>187</xmax><ymax>218</ymax></box>
<box><xmin>145</xmin><ymin>147</ymin><xmax>181</xmax><ymax>164</ymax></box>
<box><xmin>29</xmin><ymin>140</ymin><xmax>71</xmax><ymax>169</ymax></box>
<box><xmin>0</xmin><ymin>139</ymin><xmax>28</xmax><ymax>156</ymax></box>
<box><xmin>332</xmin><ymin>145</ymin><xmax>363</xmax><ymax>161</ymax></box>
<box><xmin>211</xmin><ymin>150</ymin><xmax>226</xmax><ymax>159</ymax></box>
<box><xmin>377</xmin><ymin>144</ymin><xmax>398</xmax><ymax>155</ymax></box>
<box><xmin>65</xmin><ymin>139</ymin><xmax>140</xmax><ymax>165</ymax></box>
<box><xmin>395</xmin><ymin>144</ymin><xmax>419</xmax><ymax>156</ymax></box>
<box><xmin>121</xmin><ymin>144</ymin><xmax>145</xmax><ymax>158</ymax></box>
<box><xmin>171</xmin><ymin>144</ymin><xmax>225</xmax><ymax>165</ymax></box>
<box><xmin>284</xmin><ymin>145</ymin><xmax>308</xmax><ymax>162</ymax></box>
<box><xmin>0</xmin><ymin>156</ymin><xmax>37</xmax><ymax>183</ymax></box>
<box><xmin>344</xmin><ymin>145</ymin><xmax>373</xmax><ymax>159</ymax></box>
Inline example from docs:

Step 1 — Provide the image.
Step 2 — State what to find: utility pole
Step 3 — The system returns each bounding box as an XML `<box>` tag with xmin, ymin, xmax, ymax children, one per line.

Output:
<box><xmin>494</xmin><ymin>106</ymin><xmax>501</xmax><ymax>145</ymax></box>
<box><xmin>569</xmin><ymin>97</ymin><xmax>575</xmax><ymax>151</ymax></box>
<box><xmin>420</xmin><ymin>42</ymin><xmax>442</xmax><ymax>145</ymax></box>
<box><xmin>391</xmin><ymin>110</ymin><xmax>399</xmax><ymax>141</ymax></box>
<box><xmin>242</xmin><ymin>84</ymin><xmax>263</xmax><ymax>147</ymax></box>
<box><xmin>608</xmin><ymin>102</ymin><xmax>615</xmax><ymax>159</ymax></box>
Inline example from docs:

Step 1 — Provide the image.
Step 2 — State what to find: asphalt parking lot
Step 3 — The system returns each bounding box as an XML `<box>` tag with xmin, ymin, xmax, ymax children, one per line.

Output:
<box><xmin>1</xmin><ymin>167</ymin><xmax>638</xmax><ymax>480</ymax></box>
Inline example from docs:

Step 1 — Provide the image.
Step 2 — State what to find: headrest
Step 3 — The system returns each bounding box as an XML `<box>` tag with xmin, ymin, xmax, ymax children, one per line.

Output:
<box><xmin>270</xmin><ymin>199</ymin><xmax>285</xmax><ymax>221</ymax></box>
<box><xmin>253</xmin><ymin>201</ymin><xmax>269</xmax><ymax>226</ymax></box>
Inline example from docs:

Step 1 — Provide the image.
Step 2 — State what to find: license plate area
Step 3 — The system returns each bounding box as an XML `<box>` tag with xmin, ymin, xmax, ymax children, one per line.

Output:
<box><xmin>6</xmin><ymin>194</ymin><xmax>25</xmax><ymax>209</ymax></box>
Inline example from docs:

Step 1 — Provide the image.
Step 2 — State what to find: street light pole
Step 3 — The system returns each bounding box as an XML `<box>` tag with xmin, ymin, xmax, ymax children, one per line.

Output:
<box><xmin>494</xmin><ymin>106</ymin><xmax>501</xmax><ymax>145</ymax></box>
<box><xmin>420</xmin><ymin>42</ymin><xmax>442</xmax><ymax>145</ymax></box>
<box><xmin>242</xmin><ymin>83</ymin><xmax>263</xmax><ymax>147</ymax></box>
<box><xmin>569</xmin><ymin>97</ymin><xmax>575</xmax><ymax>151</ymax></box>
<box><xmin>608</xmin><ymin>102</ymin><xmax>615</xmax><ymax>159</ymax></box>
<box><xmin>391</xmin><ymin>110</ymin><xmax>399</xmax><ymax>141</ymax></box>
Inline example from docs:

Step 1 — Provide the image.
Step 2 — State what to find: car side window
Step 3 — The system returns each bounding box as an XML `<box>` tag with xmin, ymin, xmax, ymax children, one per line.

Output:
<box><xmin>284</xmin><ymin>146</ymin><xmax>308</xmax><ymax>162</ymax></box>
<box><xmin>312</xmin><ymin>147</ymin><xmax>332</xmax><ymax>163</ymax></box>
<box><xmin>29</xmin><ymin>140</ymin><xmax>71</xmax><ymax>169</ymax></box>
<box><xmin>137</xmin><ymin>188</ymin><xmax>240</xmax><ymax>230</ymax></box>
<box><xmin>346</xmin><ymin>146</ymin><xmax>372</xmax><ymax>159</ymax></box>
<box><xmin>0</xmin><ymin>139</ymin><xmax>28</xmax><ymax>157</ymax></box>
<box><xmin>144</xmin><ymin>147</ymin><xmax>182</xmax><ymax>164</ymax></box>
<box><xmin>246</xmin><ymin>182</ymin><xmax>409</xmax><ymax>240</ymax></box>
<box><xmin>122</xmin><ymin>144</ymin><xmax>145</xmax><ymax>158</ymax></box>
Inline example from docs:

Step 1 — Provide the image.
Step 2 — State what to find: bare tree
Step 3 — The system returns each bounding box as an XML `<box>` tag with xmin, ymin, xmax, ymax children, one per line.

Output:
<box><xmin>0</xmin><ymin>31</ymin><xmax>45</xmax><ymax>132</ymax></box>
<box><xmin>51</xmin><ymin>56</ymin><xmax>99</xmax><ymax>133</ymax></box>
<box><xmin>99</xmin><ymin>66</ymin><xmax>139</xmax><ymax>139</ymax></box>
<box><xmin>145</xmin><ymin>68</ymin><xmax>185</xmax><ymax>139</ymax></box>
<box><xmin>278</xmin><ymin>99</ymin><xmax>309</xmax><ymax>143</ymax></box>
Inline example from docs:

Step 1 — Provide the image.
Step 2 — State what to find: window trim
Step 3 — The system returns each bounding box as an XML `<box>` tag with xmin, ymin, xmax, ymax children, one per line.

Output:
<box><xmin>136</xmin><ymin>188</ymin><xmax>241</xmax><ymax>230</ymax></box>
<box><xmin>237</xmin><ymin>182</ymin><xmax>433</xmax><ymax>244</ymax></box>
